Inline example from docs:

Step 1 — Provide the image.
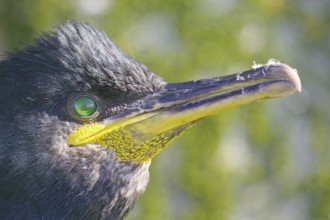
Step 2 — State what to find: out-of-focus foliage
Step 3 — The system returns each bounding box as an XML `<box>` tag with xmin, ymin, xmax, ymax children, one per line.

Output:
<box><xmin>0</xmin><ymin>0</ymin><xmax>329</xmax><ymax>219</ymax></box>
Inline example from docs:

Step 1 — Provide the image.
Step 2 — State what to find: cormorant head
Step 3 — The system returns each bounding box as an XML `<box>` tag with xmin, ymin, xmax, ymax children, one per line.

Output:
<box><xmin>0</xmin><ymin>21</ymin><xmax>301</xmax><ymax>218</ymax></box>
<box><xmin>0</xmin><ymin>22</ymin><xmax>301</xmax><ymax>165</ymax></box>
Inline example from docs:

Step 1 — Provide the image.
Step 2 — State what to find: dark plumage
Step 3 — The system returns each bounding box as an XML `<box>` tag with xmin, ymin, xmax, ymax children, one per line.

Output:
<box><xmin>0</xmin><ymin>22</ymin><xmax>300</xmax><ymax>219</ymax></box>
<box><xmin>0</xmin><ymin>22</ymin><xmax>160</xmax><ymax>219</ymax></box>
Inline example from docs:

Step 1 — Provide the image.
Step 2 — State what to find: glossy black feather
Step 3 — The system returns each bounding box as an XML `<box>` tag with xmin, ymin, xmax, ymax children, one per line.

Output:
<box><xmin>0</xmin><ymin>21</ymin><xmax>163</xmax><ymax>219</ymax></box>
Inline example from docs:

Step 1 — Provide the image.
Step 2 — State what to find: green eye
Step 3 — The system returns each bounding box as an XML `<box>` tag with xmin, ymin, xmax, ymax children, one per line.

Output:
<box><xmin>70</xmin><ymin>96</ymin><xmax>98</xmax><ymax>118</ymax></box>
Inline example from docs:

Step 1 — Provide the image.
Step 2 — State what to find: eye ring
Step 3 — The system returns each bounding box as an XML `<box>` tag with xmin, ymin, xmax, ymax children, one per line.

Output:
<box><xmin>68</xmin><ymin>95</ymin><xmax>100</xmax><ymax>121</ymax></box>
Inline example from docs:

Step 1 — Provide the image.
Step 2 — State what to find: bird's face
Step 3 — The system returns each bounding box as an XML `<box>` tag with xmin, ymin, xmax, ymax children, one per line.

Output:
<box><xmin>66</xmin><ymin>61</ymin><xmax>301</xmax><ymax>163</ymax></box>
<box><xmin>0</xmin><ymin>22</ymin><xmax>301</xmax><ymax>218</ymax></box>
<box><xmin>1</xmin><ymin>22</ymin><xmax>301</xmax><ymax>166</ymax></box>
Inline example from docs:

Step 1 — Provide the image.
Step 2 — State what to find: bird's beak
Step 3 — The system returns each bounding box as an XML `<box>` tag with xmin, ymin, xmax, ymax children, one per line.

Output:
<box><xmin>67</xmin><ymin>61</ymin><xmax>301</xmax><ymax>163</ymax></box>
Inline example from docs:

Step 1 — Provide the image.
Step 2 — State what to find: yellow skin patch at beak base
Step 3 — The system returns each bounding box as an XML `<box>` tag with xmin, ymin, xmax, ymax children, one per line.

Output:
<box><xmin>67</xmin><ymin>121</ymin><xmax>192</xmax><ymax>163</ymax></box>
<box><xmin>67</xmin><ymin>113</ymin><xmax>158</xmax><ymax>146</ymax></box>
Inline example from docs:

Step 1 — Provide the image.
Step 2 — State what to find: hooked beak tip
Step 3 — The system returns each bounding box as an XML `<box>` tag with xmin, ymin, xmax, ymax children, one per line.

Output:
<box><xmin>255</xmin><ymin>60</ymin><xmax>302</xmax><ymax>93</ymax></box>
<box><xmin>280</xmin><ymin>64</ymin><xmax>301</xmax><ymax>93</ymax></box>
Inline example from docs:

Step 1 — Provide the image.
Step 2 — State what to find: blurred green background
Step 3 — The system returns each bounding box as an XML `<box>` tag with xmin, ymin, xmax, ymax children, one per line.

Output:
<box><xmin>0</xmin><ymin>0</ymin><xmax>329</xmax><ymax>219</ymax></box>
